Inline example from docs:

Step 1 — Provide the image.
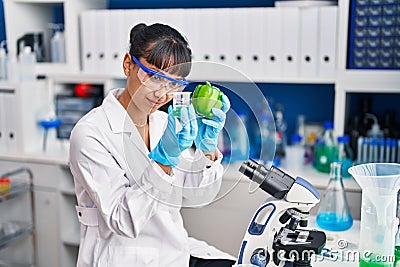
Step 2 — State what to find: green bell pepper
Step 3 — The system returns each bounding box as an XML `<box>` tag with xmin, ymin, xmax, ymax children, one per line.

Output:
<box><xmin>192</xmin><ymin>81</ymin><xmax>224</xmax><ymax>119</ymax></box>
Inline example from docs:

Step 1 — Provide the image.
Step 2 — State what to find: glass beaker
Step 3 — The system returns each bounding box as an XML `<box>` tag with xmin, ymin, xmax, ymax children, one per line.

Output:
<box><xmin>316</xmin><ymin>162</ymin><xmax>353</xmax><ymax>231</ymax></box>
<box><xmin>172</xmin><ymin>91</ymin><xmax>191</xmax><ymax>117</ymax></box>
<box><xmin>349</xmin><ymin>163</ymin><xmax>400</xmax><ymax>267</ymax></box>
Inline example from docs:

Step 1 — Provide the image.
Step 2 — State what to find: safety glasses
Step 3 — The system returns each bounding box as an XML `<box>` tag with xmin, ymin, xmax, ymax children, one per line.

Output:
<box><xmin>131</xmin><ymin>55</ymin><xmax>189</xmax><ymax>92</ymax></box>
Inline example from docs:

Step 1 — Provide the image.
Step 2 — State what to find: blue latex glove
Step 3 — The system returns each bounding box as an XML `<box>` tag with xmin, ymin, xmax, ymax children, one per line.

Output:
<box><xmin>149</xmin><ymin>105</ymin><xmax>198</xmax><ymax>167</ymax></box>
<box><xmin>195</xmin><ymin>94</ymin><xmax>230</xmax><ymax>152</ymax></box>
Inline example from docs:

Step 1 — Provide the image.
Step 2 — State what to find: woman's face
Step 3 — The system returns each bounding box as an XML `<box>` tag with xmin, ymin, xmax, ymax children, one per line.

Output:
<box><xmin>123</xmin><ymin>54</ymin><xmax>185</xmax><ymax>114</ymax></box>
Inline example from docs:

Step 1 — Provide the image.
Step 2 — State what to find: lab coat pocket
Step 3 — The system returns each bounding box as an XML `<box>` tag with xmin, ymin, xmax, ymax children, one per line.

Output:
<box><xmin>107</xmin><ymin>246</ymin><xmax>159</xmax><ymax>266</ymax></box>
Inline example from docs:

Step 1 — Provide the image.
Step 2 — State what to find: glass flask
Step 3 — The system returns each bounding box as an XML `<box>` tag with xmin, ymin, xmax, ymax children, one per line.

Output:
<box><xmin>316</xmin><ymin>162</ymin><xmax>353</xmax><ymax>231</ymax></box>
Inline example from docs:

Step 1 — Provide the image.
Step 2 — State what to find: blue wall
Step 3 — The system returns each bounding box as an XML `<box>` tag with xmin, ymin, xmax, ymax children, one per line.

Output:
<box><xmin>107</xmin><ymin>0</ymin><xmax>275</xmax><ymax>9</ymax></box>
<box><xmin>0</xmin><ymin>1</ymin><xmax>5</xmax><ymax>43</ymax></box>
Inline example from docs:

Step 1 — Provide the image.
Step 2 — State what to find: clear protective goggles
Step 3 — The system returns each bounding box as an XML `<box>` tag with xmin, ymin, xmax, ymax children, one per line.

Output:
<box><xmin>131</xmin><ymin>55</ymin><xmax>189</xmax><ymax>92</ymax></box>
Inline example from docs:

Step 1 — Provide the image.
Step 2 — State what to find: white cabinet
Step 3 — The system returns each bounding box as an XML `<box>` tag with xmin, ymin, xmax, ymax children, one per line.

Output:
<box><xmin>3</xmin><ymin>0</ymin><xmax>107</xmax><ymax>76</ymax></box>
<box><xmin>0</xmin><ymin>159</ymin><xmax>77</xmax><ymax>267</ymax></box>
<box><xmin>34</xmin><ymin>190</ymin><xmax>59</xmax><ymax>267</ymax></box>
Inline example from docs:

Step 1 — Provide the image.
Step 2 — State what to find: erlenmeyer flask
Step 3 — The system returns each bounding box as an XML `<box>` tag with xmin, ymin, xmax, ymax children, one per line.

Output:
<box><xmin>316</xmin><ymin>162</ymin><xmax>353</xmax><ymax>231</ymax></box>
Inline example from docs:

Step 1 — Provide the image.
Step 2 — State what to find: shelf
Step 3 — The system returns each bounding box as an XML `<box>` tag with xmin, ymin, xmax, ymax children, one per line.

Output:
<box><xmin>10</xmin><ymin>0</ymin><xmax>64</xmax><ymax>3</ymax></box>
<box><xmin>3</xmin><ymin>0</ymin><xmax>107</xmax><ymax>77</ymax></box>
<box><xmin>60</xmin><ymin>188</ymin><xmax>75</xmax><ymax>196</ymax></box>
<box><xmin>0</xmin><ymin>259</ymin><xmax>34</xmax><ymax>267</ymax></box>
<box><xmin>336</xmin><ymin>70</ymin><xmax>400</xmax><ymax>91</ymax></box>
<box><xmin>0</xmin><ymin>151</ymin><xmax>69</xmax><ymax>166</ymax></box>
<box><xmin>0</xmin><ymin>181</ymin><xmax>30</xmax><ymax>203</ymax></box>
<box><xmin>0</xmin><ymin>221</ymin><xmax>32</xmax><ymax>250</ymax></box>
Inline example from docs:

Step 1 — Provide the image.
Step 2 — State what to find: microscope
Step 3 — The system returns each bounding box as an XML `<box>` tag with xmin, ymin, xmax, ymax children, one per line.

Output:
<box><xmin>236</xmin><ymin>159</ymin><xmax>326</xmax><ymax>267</ymax></box>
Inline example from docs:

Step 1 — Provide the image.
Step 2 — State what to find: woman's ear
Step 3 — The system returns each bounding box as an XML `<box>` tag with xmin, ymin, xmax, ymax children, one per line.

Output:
<box><xmin>123</xmin><ymin>53</ymin><xmax>133</xmax><ymax>76</ymax></box>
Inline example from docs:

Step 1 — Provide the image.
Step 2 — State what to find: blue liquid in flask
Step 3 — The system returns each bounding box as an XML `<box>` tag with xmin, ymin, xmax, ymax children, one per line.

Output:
<box><xmin>316</xmin><ymin>162</ymin><xmax>353</xmax><ymax>231</ymax></box>
<box><xmin>316</xmin><ymin>212</ymin><xmax>353</xmax><ymax>231</ymax></box>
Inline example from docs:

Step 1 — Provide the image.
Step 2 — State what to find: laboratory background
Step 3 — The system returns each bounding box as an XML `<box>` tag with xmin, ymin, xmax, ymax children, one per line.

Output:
<box><xmin>0</xmin><ymin>0</ymin><xmax>399</xmax><ymax>266</ymax></box>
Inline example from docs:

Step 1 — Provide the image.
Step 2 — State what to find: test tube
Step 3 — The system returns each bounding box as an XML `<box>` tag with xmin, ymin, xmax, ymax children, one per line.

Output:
<box><xmin>386</xmin><ymin>138</ymin><xmax>391</xmax><ymax>163</ymax></box>
<box><xmin>379</xmin><ymin>138</ymin><xmax>385</xmax><ymax>163</ymax></box>
<box><xmin>362</xmin><ymin>138</ymin><xmax>369</xmax><ymax>163</ymax></box>
<box><xmin>369</xmin><ymin>138</ymin><xmax>375</xmax><ymax>163</ymax></box>
<box><xmin>391</xmin><ymin>139</ymin><xmax>397</xmax><ymax>163</ymax></box>
<box><xmin>371</xmin><ymin>138</ymin><xmax>378</xmax><ymax>163</ymax></box>
<box><xmin>397</xmin><ymin>139</ymin><xmax>400</xmax><ymax>163</ymax></box>
<box><xmin>357</xmin><ymin>136</ymin><xmax>364</xmax><ymax>163</ymax></box>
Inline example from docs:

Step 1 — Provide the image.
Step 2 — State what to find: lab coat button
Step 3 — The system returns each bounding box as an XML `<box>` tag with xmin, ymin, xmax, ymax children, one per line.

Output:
<box><xmin>78</xmin><ymin>211</ymin><xmax>82</xmax><ymax>217</ymax></box>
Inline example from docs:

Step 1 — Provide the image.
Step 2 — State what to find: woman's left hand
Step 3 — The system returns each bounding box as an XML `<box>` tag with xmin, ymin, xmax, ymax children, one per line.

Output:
<box><xmin>195</xmin><ymin>94</ymin><xmax>231</xmax><ymax>153</ymax></box>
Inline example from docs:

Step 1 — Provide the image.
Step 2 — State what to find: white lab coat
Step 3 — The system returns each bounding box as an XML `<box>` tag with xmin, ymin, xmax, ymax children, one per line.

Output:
<box><xmin>69</xmin><ymin>88</ymin><xmax>235</xmax><ymax>267</ymax></box>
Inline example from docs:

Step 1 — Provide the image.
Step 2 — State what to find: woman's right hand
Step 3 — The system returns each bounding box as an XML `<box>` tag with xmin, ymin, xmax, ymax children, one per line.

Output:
<box><xmin>148</xmin><ymin>105</ymin><xmax>198</xmax><ymax>167</ymax></box>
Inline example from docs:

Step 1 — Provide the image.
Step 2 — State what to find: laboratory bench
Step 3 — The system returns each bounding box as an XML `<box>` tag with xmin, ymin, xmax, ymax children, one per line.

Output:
<box><xmin>0</xmin><ymin>151</ymin><xmax>363</xmax><ymax>266</ymax></box>
<box><xmin>181</xmin><ymin>162</ymin><xmax>362</xmax><ymax>259</ymax></box>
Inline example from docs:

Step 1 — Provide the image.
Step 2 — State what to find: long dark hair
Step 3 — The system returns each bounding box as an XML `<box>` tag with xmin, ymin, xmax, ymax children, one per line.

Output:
<box><xmin>129</xmin><ymin>23</ymin><xmax>192</xmax><ymax>77</ymax></box>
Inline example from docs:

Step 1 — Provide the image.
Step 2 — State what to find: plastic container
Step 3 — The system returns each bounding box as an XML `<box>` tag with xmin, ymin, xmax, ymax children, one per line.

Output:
<box><xmin>314</xmin><ymin>121</ymin><xmax>337</xmax><ymax>173</ymax></box>
<box><xmin>336</xmin><ymin>135</ymin><xmax>354</xmax><ymax>178</ymax></box>
<box><xmin>258</xmin><ymin>103</ymin><xmax>275</xmax><ymax>164</ymax></box>
<box><xmin>0</xmin><ymin>41</ymin><xmax>8</xmax><ymax>80</ymax></box>
<box><xmin>230</xmin><ymin>113</ymin><xmax>249</xmax><ymax>162</ymax></box>
<box><xmin>365</xmin><ymin>113</ymin><xmax>383</xmax><ymax>139</ymax></box>
<box><xmin>50</xmin><ymin>29</ymin><xmax>66</xmax><ymax>63</ymax></box>
<box><xmin>0</xmin><ymin>177</ymin><xmax>10</xmax><ymax>193</ymax></box>
<box><xmin>18</xmin><ymin>46</ymin><xmax>36</xmax><ymax>81</ymax></box>
<box><xmin>295</xmin><ymin>114</ymin><xmax>306</xmax><ymax>145</ymax></box>
<box><xmin>285</xmin><ymin>134</ymin><xmax>304</xmax><ymax>170</ymax></box>
<box><xmin>316</xmin><ymin>162</ymin><xmax>353</xmax><ymax>231</ymax></box>
<box><xmin>349</xmin><ymin>163</ymin><xmax>400</xmax><ymax>267</ymax></box>
<box><xmin>274</xmin><ymin>109</ymin><xmax>287</xmax><ymax>166</ymax></box>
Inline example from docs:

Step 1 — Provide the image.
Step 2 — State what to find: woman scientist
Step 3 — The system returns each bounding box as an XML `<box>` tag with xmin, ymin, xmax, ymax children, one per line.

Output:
<box><xmin>69</xmin><ymin>23</ymin><xmax>235</xmax><ymax>266</ymax></box>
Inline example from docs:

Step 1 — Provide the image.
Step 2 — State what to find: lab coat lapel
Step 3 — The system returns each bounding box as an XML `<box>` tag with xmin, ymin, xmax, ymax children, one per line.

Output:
<box><xmin>149</xmin><ymin>111</ymin><xmax>168</xmax><ymax>151</ymax></box>
<box><xmin>102</xmin><ymin>88</ymin><xmax>148</xmax><ymax>154</ymax></box>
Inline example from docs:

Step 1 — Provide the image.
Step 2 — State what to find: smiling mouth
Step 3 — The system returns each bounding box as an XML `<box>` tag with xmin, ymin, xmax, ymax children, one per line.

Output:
<box><xmin>148</xmin><ymin>98</ymin><xmax>163</xmax><ymax>106</ymax></box>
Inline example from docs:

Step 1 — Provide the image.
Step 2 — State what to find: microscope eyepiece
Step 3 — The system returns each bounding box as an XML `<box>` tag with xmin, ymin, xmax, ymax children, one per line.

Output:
<box><xmin>239</xmin><ymin>159</ymin><xmax>295</xmax><ymax>199</ymax></box>
<box><xmin>239</xmin><ymin>159</ymin><xmax>258</xmax><ymax>178</ymax></box>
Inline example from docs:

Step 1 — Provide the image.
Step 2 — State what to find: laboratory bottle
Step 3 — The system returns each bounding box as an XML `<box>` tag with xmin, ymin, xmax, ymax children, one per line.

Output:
<box><xmin>18</xmin><ymin>46</ymin><xmax>36</xmax><ymax>81</ymax></box>
<box><xmin>365</xmin><ymin>113</ymin><xmax>383</xmax><ymax>139</ymax></box>
<box><xmin>275</xmin><ymin>109</ymin><xmax>287</xmax><ymax>166</ymax></box>
<box><xmin>316</xmin><ymin>162</ymin><xmax>353</xmax><ymax>231</ymax></box>
<box><xmin>230</xmin><ymin>112</ymin><xmax>249</xmax><ymax>163</ymax></box>
<box><xmin>314</xmin><ymin>121</ymin><xmax>338</xmax><ymax>173</ymax></box>
<box><xmin>304</xmin><ymin>132</ymin><xmax>316</xmax><ymax>165</ymax></box>
<box><xmin>336</xmin><ymin>135</ymin><xmax>354</xmax><ymax>178</ymax></box>
<box><xmin>284</xmin><ymin>134</ymin><xmax>304</xmax><ymax>170</ymax></box>
<box><xmin>0</xmin><ymin>40</ymin><xmax>7</xmax><ymax>80</ymax></box>
<box><xmin>50</xmin><ymin>27</ymin><xmax>66</xmax><ymax>63</ymax></box>
<box><xmin>258</xmin><ymin>102</ymin><xmax>275</xmax><ymax>165</ymax></box>
<box><xmin>295</xmin><ymin>114</ymin><xmax>306</xmax><ymax>146</ymax></box>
